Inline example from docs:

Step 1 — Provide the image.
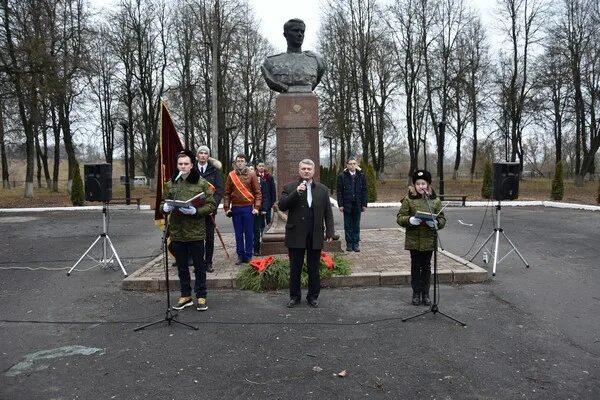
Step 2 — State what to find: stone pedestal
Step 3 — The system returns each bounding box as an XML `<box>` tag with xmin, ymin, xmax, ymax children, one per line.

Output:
<box><xmin>260</xmin><ymin>91</ymin><xmax>341</xmax><ymax>256</ymax></box>
<box><xmin>275</xmin><ymin>92</ymin><xmax>320</xmax><ymax>192</ymax></box>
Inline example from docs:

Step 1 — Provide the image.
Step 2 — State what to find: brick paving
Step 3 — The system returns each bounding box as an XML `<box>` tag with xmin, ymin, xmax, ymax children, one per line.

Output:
<box><xmin>122</xmin><ymin>228</ymin><xmax>487</xmax><ymax>291</ymax></box>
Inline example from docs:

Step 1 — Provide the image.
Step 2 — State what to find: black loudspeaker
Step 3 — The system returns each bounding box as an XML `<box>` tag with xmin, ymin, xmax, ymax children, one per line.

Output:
<box><xmin>493</xmin><ymin>162</ymin><xmax>520</xmax><ymax>201</ymax></box>
<box><xmin>84</xmin><ymin>163</ymin><xmax>113</xmax><ymax>202</ymax></box>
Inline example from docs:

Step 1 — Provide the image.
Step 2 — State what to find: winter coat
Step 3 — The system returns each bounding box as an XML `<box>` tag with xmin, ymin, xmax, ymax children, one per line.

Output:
<box><xmin>257</xmin><ymin>171</ymin><xmax>276</xmax><ymax>212</ymax></box>
<box><xmin>278</xmin><ymin>178</ymin><xmax>335</xmax><ymax>250</ymax></box>
<box><xmin>336</xmin><ymin>168</ymin><xmax>368</xmax><ymax>211</ymax></box>
<box><xmin>161</xmin><ymin>167</ymin><xmax>216</xmax><ymax>242</ymax></box>
<box><xmin>223</xmin><ymin>168</ymin><xmax>262</xmax><ymax>211</ymax></box>
<box><xmin>197</xmin><ymin>157</ymin><xmax>223</xmax><ymax>207</ymax></box>
<box><xmin>396</xmin><ymin>188</ymin><xmax>446</xmax><ymax>251</ymax></box>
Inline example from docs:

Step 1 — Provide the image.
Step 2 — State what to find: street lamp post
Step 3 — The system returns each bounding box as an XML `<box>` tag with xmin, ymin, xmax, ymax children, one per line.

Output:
<box><xmin>324</xmin><ymin>135</ymin><xmax>334</xmax><ymax>194</ymax></box>
<box><xmin>120</xmin><ymin>122</ymin><xmax>131</xmax><ymax>205</ymax></box>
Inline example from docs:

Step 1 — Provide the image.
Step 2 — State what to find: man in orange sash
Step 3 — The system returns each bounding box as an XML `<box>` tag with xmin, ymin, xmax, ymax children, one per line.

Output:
<box><xmin>223</xmin><ymin>154</ymin><xmax>262</xmax><ymax>264</ymax></box>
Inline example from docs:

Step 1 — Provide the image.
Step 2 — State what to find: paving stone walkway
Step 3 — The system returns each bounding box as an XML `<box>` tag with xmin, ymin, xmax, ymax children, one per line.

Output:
<box><xmin>122</xmin><ymin>228</ymin><xmax>487</xmax><ymax>291</ymax></box>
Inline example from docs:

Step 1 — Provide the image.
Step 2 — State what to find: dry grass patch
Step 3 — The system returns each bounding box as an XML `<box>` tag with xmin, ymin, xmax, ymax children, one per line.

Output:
<box><xmin>375</xmin><ymin>178</ymin><xmax>598</xmax><ymax>205</ymax></box>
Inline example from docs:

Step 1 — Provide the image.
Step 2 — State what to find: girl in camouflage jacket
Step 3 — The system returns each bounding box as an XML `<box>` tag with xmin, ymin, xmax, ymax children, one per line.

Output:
<box><xmin>396</xmin><ymin>169</ymin><xmax>446</xmax><ymax>306</ymax></box>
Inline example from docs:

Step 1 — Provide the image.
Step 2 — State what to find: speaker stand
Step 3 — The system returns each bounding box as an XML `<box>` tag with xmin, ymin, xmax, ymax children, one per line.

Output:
<box><xmin>469</xmin><ymin>202</ymin><xmax>529</xmax><ymax>276</ymax></box>
<box><xmin>67</xmin><ymin>203</ymin><xmax>128</xmax><ymax>276</ymax></box>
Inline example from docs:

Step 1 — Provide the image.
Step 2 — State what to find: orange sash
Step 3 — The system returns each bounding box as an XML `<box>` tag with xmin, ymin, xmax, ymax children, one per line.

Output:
<box><xmin>207</xmin><ymin>181</ymin><xmax>215</xmax><ymax>193</ymax></box>
<box><xmin>229</xmin><ymin>171</ymin><xmax>254</xmax><ymax>203</ymax></box>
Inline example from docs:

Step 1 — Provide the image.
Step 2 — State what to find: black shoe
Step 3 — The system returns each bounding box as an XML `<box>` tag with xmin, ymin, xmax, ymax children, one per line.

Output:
<box><xmin>346</xmin><ymin>246</ymin><xmax>352</xmax><ymax>252</ymax></box>
<box><xmin>206</xmin><ymin>263</ymin><xmax>214</xmax><ymax>273</ymax></box>
<box><xmin>353</xmin><ymin>245</ymin><xmax>360</xmax><ymax>252</ymax></box>
<box><xmin>306</xmin><ymin>298</ymin><xmax>319</xmax><ymax>308</ymax></box>
<box><xmin>422</xmin><ymin>294</ymin><xmax>431</xmax><ymax>306</ymax></box>
<box><xmin>412</xmin><ymin>293</ymin><xmax>421</xmax><ymax>306</ymax></box>
<box><xmin>286</xmin><ymin>298</ymin><xmax>300</xmax><ymax>308</ymax></box>
<box><xmin>235</xmin><ymin>259</ymin><xmax>244</xmax><ymax>265</ymax></box>
<box><xmin>253</xmin><ymin>250</ymin><xmax>260</xmax><ymax>256</ymax></box>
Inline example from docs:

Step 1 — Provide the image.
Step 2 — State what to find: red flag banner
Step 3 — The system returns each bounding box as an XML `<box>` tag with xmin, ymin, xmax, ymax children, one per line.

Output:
<box><xmin>155</xmin><ymin>102</ymin><xmax>184</xmax><ymax>225</ymax></box>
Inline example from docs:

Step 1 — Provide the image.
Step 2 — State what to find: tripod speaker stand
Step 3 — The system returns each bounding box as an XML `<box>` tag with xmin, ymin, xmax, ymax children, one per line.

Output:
<box><xmin>469</xmin><ymin>202</ymin><xmax>529</xmax><ymax>276</ymax></box>
<box><xmin>402</xmin><ymin>194</ymin><xmax>466</xmax><ymax>327</ymax></box>
<box><xmin>67</xmin><ymin>203</ymin><xmax>127</xmax><ymax>276</ymax></box>
<box><xmin>134</xmin><ymin>215</ymin><xmax>198</xmax><ymax>331</ymax></box>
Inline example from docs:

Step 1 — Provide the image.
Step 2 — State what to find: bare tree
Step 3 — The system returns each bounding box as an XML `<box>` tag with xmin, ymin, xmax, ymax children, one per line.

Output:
<box><xmin>496</xmin><ymin>0</ymin><xmax>547</xmax><ymax>167</ymax></box>
<box><xmin>0</xmin><ymin>88</ymin><xmax>8</xmax><ymax>188</ymax></box>
<box><xmin>423</xmin><ymin>0</ymin><xmax>467</xmax><ymax>194</ymax></box>
<box><xmin>534</xmin><ymin>38</ymin><xmax>571</xmax><ymax>165</ymax></box>
<box><xmin>0</xmin><ymin>0</ymin><xmax>45</xmax><ymax>197</ymax></box>
<box><xmin>319</xmin><ymin>6</ymin><xmax>355</xmax><ymax>164</ymax></box>
<box><xmin>88</xmin><ymin>23</ymin><xmax>118</xmax><ymax>164</ymax></box>
<box><xmin>388</xmin><ymin>0</ymin><xmax>432</xmax><ymax>180</ymax></box>
<box><xmin>462</xmin><ymin>15</ymin><xmax>490</xmax><ymax>181</ymax></box>
<box><xmin>558</xmin><ymin>0</ymin><xmax>600</xmax><ymax>183</ymax></box>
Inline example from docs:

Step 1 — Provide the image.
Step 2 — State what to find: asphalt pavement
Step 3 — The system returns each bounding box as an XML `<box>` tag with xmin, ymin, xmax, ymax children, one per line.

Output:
<box><xmin>0</xmin><ymin>205</ymin><xmax>598</xmax><ymax>399</ymax></box>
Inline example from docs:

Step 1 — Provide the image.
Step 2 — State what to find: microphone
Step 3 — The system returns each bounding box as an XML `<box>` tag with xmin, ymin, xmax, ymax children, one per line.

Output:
<box><xmin>174</xmin><ymin>171</ymin><xmax>184</xmax><ymax>182</ymax></box>
<box><xmin>302</xmin><ymin>180</ymin><xmax>307</xmax><ymax>193</ymax></box>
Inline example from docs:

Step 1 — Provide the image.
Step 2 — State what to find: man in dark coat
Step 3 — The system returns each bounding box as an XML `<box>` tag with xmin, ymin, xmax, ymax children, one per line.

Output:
<box><xmin>196</xmin><ymin>146</ymin><xmax>223</xmax><ymax>273</ymax></box>
<box><xmin>336</xmin><ymin>157</ymin><xmax>368</xmax><ymax>252</ymax></box>
<box><xmin>278</xmin><ymin>159</ymin><xmax>335</xmax><ymax>308</ymax></box>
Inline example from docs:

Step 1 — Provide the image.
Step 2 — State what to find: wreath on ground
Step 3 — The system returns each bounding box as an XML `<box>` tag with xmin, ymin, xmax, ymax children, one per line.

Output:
<box><xmin>236</xmin><ymin>252</ymin><xmax>351</xmax><ymax>292</ymax></box>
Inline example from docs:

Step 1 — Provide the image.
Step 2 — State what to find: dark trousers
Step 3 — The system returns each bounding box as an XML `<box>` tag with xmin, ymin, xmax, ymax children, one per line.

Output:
<box><xmin>232</xmin><ymin>206</ymin><xmax>253</xmax><ymax>261</ymax></box>
<box><xmin>288</xmin><ymin>247</ymin><xmax>321</xmax><ymax>301</ymax></box>
<box><xmin>172</xmin><ymin>240</ymin><xmax>206</xmax><ymax>298</ymax></box>
<box><xmin>410</xmin><ymin>250</ymin><xmax>432</xmax><ymax>295</ymax></box>
<box><xmin>343</xmin><ymin>202</ymin><xmax>362</xmax><ymax>248</ymax></box>
<box><xmin>204</xmin><ymin>215</ymin><xmax>215</xmax><ymax>264</ymax></box>
<box><xmin>253</xmin><ymin>210</ymin><xmax>272</xmax><ymax>252</ymax></box>
<box><xmin>253</xmin><ymin>213</ymin><xmax>266</xmax><ymax>253</ymax></box>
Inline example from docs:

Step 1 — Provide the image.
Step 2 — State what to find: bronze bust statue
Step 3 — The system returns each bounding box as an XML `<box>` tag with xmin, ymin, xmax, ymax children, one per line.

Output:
<box><xmin>261</xmin><ymin>19</ymin><xmax>326</xmax><ymax>93</ymax></box>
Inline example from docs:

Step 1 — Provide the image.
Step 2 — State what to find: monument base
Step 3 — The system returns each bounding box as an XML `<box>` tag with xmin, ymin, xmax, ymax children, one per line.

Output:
<box><xmin>259</xmin><ymin>205</ymin><xmax>342</xmax><ymax>256</ymax></box>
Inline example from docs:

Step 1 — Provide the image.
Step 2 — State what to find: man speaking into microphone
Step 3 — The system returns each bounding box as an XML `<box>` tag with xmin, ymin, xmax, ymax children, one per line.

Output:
<box><xmin>278</xmin><ymin>159</ymin><xmax>335</xmax><ymax>308</ymax></box>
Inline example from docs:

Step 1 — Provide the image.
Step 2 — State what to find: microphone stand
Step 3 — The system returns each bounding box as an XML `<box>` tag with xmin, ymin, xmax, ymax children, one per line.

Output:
<box><xmin>402</xmin><ymin>191</ymin><xmax>466</xmax><ymax>326</ymax></box>
<box><xmin>134</xmin><ymin>212</ymin><xmax>198</xmax><ymax>331</ymax></box>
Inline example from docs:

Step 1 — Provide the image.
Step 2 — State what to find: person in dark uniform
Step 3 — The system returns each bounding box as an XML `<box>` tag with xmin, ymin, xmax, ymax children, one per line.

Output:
<box><xmin>196</xmin><ymin>146</ymin><xmax>223</xmax><ymax>273</ymax></box>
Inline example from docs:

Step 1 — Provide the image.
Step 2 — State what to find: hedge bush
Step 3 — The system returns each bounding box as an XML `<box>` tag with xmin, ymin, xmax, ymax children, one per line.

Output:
<box><xmin>481</xmin><ymin>159</ymin><xmax>492</xmax><ymax>199</ymax></box>
<box><xmin>550</xmin><ymin>161</ymin><xmax>564</xmax><ymax>201</ymax></box>
<box><xmin>71</xmin><ymin>164</ymin><xmax>85</xmax><ymax>206</ymax></box>
<box><xmin>360</xmin><ymin>160</ymin><xmax>377</xmax><ymax>202</ymax></box>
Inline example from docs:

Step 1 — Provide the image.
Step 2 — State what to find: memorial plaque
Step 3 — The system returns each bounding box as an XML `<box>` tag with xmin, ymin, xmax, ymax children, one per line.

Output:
<box><xmin>275</xmin><ymin>92</ymin><xmax>320</xmax><ymax>192</ymax></box>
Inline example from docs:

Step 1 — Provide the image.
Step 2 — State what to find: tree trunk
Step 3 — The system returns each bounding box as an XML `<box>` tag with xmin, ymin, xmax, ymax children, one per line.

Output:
<box><xmin>0</xmin><ymin>97</ymin><xmax>9</xmax><ymax>188</ymax></box>
<box><xmin>51</xmin><ymin>106</ymin><xmax>60</xmax><ymax>192</ymax></box>
<box><xmin>59</xmin><ymin>101</ymin><xmax>77</xmax><ymax>193</ymax></box>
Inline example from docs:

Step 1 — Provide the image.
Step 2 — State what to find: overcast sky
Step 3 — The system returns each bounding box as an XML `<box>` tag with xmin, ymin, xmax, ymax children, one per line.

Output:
<box><xmin>253</xmin><ymin>0</ymin><xmax>497</xmax><ymax>52</ymax></box>
<box><xmin>93</xmin><ymin>0</ymin><xmax>498</xmax><ymax>53</ymax></box>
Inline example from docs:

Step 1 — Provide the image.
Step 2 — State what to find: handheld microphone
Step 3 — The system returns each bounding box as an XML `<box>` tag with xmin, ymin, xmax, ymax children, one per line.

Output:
<box><xmin>302</xmin><ymin>180</ymin><xmax>307</xmax><ymax>192</ymax></box>
<box><xmin>174</xmin><ymin>171</ymin><xmax>184</xmax><ymax>182</ymax></box>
